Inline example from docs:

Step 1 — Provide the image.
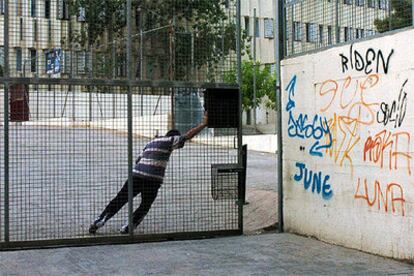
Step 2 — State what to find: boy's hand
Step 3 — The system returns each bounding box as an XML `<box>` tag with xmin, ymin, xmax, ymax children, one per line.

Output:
<box><xmin>203</xmin><ymin>111</ymin><xmax>208</xmax><ymax>126</ymax></box>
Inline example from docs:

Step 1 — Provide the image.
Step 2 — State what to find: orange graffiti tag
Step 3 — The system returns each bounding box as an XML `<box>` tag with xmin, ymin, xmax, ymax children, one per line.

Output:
<box><xmin>354</xmin><ymin>178</ymin><xmax>405</xmax><ymax>216</ymax></box>
<box><xmin>364</xmin><ymin>130</ymin><xmax>412</xmax><ymax>175</ymax></box>
<box><xmin>325</xmin><ymin>113</ymin><xmax>360</xmax><ymax>176</ymax></box>
<box><xmin>319</xmin><ymin>74</ymin><xmax>381</xmax><ymax>174</ymax></box>
<box><xmin>319</xmin><ymin>74</ymin><xmax>379</xmax><ymax>125</ymax></box>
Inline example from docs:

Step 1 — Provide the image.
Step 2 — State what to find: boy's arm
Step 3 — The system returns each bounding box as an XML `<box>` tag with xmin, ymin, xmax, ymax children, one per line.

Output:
<box><xmin>184</xmin><ymin>112</ymin><xmax>208</xmax><ymax>140</ymax></box>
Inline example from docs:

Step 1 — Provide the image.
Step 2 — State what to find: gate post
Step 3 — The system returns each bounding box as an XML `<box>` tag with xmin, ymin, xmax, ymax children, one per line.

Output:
<box><xmin>3</xmin><ymin>0</ymin><xmax>10</xmax><ymax>242</ymax></box>
<box><xmin>275</xmin><ymin>0</ymin><xmax>285</xmax><ymax>233</ymax></box>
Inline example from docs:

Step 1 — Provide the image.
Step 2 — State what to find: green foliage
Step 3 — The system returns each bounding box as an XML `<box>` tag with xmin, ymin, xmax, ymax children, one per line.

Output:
<box><xmin>68</xmin><ymin>0</ymin><xmax>237</xmax><ymax>80</ymax></box>
<box><xmin>374</xmin><ymin>0</ymin><xmax>412</xmax><ymax>33</ymax></box>
<box><xmin>224</xmin><ymin>59</ymin><xmax>276</xmax><ymax>111</ymax></box>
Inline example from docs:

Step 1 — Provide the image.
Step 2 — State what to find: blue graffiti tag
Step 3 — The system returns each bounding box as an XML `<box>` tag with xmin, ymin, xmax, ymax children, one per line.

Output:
<box><xmin>285</xmin><ymin>75</ymin><xmax>332</xmax><ymax>157</ymax></box>
<box><xmin>294</xmin><ymin>162</ymin><xmax>333</xmax><ymax>200</ymax></box>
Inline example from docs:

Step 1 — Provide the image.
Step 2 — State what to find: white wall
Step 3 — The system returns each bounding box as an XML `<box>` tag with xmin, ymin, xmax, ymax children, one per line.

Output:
<box><xmin>281</xmin><ymin>28</ymin><xmax>414</xmax><ymax>261</ymax></box>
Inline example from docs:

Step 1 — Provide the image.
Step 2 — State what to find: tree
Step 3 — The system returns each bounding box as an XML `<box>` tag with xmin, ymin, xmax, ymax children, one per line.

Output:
<box><xmin>67</xmin><ymin>0</ymin><xmax>237</xmax><ymax>81</ymax></box>
<box><xmin>374</xmin><ymin>0</ymin><xmax>412</xmax><ymax>33</ymax></box>
<box><xmin>224</xmin><ymin>59</ymin><xmax>276</xmax><ymax>113</ymax></box>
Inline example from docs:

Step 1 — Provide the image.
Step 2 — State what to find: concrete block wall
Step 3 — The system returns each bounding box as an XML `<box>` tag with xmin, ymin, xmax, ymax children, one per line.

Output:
<box><xmin>281</xmin><ymin>28</ymin><xmax>414</xmax><ymax>261</ymax></box>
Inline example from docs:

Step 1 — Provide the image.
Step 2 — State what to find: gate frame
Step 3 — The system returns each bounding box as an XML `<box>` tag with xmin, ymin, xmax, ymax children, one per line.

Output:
<box><xmin>1</xmin><ymin>0</ymin><xmax>243</xmax><ymax>249</ymax></box>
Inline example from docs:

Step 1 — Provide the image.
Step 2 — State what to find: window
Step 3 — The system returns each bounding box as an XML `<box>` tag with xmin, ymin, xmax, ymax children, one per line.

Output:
<box><xmin>77</xmin><ymin>51</ymin><xmax>87</xmax><ymax>75</ymax></box>
<box><xmin>344</xmin><ymin>0</ymin><xmax>352</xmax><ymax>4</ymax></box>
<box><xmin>45</xmin><ymin>0</ymin><xmax>50</xmax><ymax>18</ymax></box>
<box><xmin>64</xmin><ymin>51</ymin><xmax>71</xmax><ymax>73</ymax></box>
<box><xmin>30</xmin><ymin>49</ymin><xmax>36</xmax><ymax>72</ymax></box>
<box><xmin>16</xmin><ymin>48</ymin><xmax>22</xmax><ymax>72</ymax></box>
<box><xmin>378</xmin><ymin>0</ymin><xmax>387</xmax><ymax>10</ymax></box>
<box><xmin>327</xmin><ymin>25</ymin><xmax>332</xmax><ymax>45</ymax></box>
<box><xmin>0</xmin><ymin>0</ymin><xmax>4</xmax><ymax>14</ymax></box>
<box><xmin>58</xmin><ymin>0</ymin><xmax>70</xmax><ymax>20</ymax></box>
<box><xmin>344</xmin><ymin>27</ymin><xmax>353</xmax><ymax>41</ymax></box>
<box><xmin>34</xmin><ymin>20</ymin><xmax>38</xmax><ymax>41</ymax></box>
<box><xmin>306</xmin><ymin>23</ymin><xmax>317</xmax><ymax>43</ymax></box>
<box><xmin>368</xmin><ymin>0</ymin><xmax>375</xmax><ymax>8</ymax></box>
<box><xmin>366</xmin><ymin>29</ymin><xmax>375</xmax><ymax>36</ymax></box>
<box><xmin>244</xmin><ymin>17</ymin><xmax>250</xmax><ymax>36</ymax></box>
<box><xmin>30</xmin><ymin>0</ymin><xmax>36</xmax><ymax>17</ymax></box>
<box><xmin>319</xmin><ymin>25</ymin><xmax>324</xmax><ymax>45</ymax></box>
<box><xmin>356</xmin><ymin>0</ymin><xmax>365</xmax><ymax>6</ymax></box>
<box><xmin>77</xmin><ymin>7</ymin><xmax>85</xmax><ymax>22</ymax></box>
<box><xmin>0</xmin><ymin>46</ymin><xmax>4</xmax><ymax>71</ymax></box>
<box><xmin>264</xmin><ymin>18</ymin><xmax>274</xmax><ymax>38</ymax></box>
<box><xmin>360</xmin><ymin>29</ymin><xmax>365</xmax><ymax>38</ymax></box>
<box><xmin>293</xmin><ymin>21</ymin><xmax>302</xmax><ymax>41</ymax></box>
<box><xmin>254</xmin><ymin>18</ymin><xmax>260</xmax><ymax>37</ymax></box>
<box><xmin>20</xmin><ymin>18</ymin><xmax>23</xmax><ymax>41</ymax></box>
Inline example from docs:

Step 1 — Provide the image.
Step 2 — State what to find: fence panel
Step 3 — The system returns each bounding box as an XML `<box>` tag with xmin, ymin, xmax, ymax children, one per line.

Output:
<box><xmin>7</xmin><ymin>84</ymin><xmax>129</xmax><ymax>241</ymax></box>
<box><xmin>0</xmin><ymin>84</ymin><xmax>4</xmax><ymax>243</ymax></box>
<box><xmin>284</xmin><ymin>0</ymin><xmax>413</xmax><ymax>57</ymax></box>
<box><xmin>1</xmin><ymin>0</ymin><xmax>241</xmax><ymax>249</ymax></box>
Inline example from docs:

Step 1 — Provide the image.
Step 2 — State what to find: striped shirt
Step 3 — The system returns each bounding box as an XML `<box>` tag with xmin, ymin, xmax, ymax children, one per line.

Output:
<box><xmin>133</xmin><ymin>135</ymin><xmax>187</xmax><ymax>182</ymax></box>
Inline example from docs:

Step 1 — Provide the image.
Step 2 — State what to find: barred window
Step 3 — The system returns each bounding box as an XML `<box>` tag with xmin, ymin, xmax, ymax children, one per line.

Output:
<box><xmin>264</xmin><ymin>18</ymin><xmax>274</xmax><ymax>38</ymax></box>
<box><xmin>293</xmin><ymin>21</ymin><xmax>302</xmax><ymax>41</ymax></box>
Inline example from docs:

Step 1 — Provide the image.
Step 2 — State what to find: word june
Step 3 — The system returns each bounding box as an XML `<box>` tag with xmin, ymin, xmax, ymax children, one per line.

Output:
<box><xmin>286</xmin><ymin>75</ymin><xmax>333</xmax><ymax>157</ymax></box>
<box><xmin>294</xmin><ymin>162</ymin><xmax>333</xmax><ymax>200</ymax></box>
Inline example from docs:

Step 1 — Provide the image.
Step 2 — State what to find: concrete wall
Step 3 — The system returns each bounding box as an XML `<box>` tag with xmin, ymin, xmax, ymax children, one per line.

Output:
<box><xmin>281</xmin><ymin>28</ymin><xmax>414</xmax><ymax>261</ymax></box>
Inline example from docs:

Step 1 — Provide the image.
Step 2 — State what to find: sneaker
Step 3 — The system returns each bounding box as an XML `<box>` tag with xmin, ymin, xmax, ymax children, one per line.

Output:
<box><xmin>119</xmin><ymin>224</ymin><xmax>129</xmax><ymax>234</ymax></box>
<box><xmin>88</xmin><ymin>215</ymin><xmax>107</xmax><ymax>234</ymax></box>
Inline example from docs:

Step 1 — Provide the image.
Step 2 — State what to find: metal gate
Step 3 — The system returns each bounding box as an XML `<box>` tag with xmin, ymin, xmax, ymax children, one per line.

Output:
<box><xmin>0</xmin><ymin>0</ymin><xmax>243</xmax><ymax>249</ymax></box>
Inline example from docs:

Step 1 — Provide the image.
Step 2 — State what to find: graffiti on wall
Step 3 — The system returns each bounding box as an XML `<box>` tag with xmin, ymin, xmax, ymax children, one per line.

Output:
<box><xmin>286</xmin><ymin>43</ymin><xmax>411</xmax><ymax>216</ymax></box>
<box><xmin>354</xmin><ymin>178</ymin><xmax>405</xmax><ymax>216</ymax></box>
<box><xmin>285</xmin><ymin>75</ymin><xmax>333</xmax><ymax>157</ymax></box>
<box><xmin>339</xmin><ymin>44</ymin><xmax>394</xmax><ymax>75</ymax></box>
<box><xmin>294</xmin><ymin>162</ymin><xmax>333</xmax><ymax>200</ymax></box>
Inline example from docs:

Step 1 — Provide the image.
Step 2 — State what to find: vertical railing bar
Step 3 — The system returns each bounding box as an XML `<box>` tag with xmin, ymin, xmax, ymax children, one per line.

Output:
<box><xmin>4</xmin><ymin>0</ymin><xmax>10</xmax><ymax>242</ymax></box>
<box><xmin>236</xmin><ymin>0</ymin><xmax>243</xmax><ymax>233</ymax></box>
<box><xmin>126</xmin><ymin>0</ymin><xmax>134</xmax><ymax>237</ymax></box>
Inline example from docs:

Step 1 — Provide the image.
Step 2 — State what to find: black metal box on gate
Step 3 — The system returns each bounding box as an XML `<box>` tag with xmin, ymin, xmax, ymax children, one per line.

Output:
<box><xmin>204</xmin><ymin>88</ymin><xmax>240</xmax><ymax>128</ymax></box>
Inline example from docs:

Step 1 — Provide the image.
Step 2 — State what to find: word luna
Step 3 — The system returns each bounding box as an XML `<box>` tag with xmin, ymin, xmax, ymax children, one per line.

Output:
<box><xmin>286</xmin><ymin>75</ymin><xmax>332</xmax><ymax>157</ymax></box>
<box><xmin>339</xmin><ymin>44</ymin><xmax>394</xmax><ymax>75</ymax></box>
<box><xmin>354</xmin><ymin>178</ymin><xmax>405</xmax><ymax>216</ymax></box>
<box><xmin>294</xmin><ymin>162</ymin><xmax>333</xmax><ymax>200</ymax></box>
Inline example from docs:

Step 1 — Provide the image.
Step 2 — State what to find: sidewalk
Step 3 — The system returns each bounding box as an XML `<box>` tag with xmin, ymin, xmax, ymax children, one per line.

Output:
<box><xmin>1</xmin><ymin>233</ymin><xmax>412</xmax><ymax>275</ymax></box>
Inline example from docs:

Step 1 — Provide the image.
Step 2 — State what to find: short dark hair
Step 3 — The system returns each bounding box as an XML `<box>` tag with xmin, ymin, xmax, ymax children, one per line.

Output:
<box><xmin>166</xmin><ymin>129</ymin><xmax>181</xmax><ymax>137</ymax></box>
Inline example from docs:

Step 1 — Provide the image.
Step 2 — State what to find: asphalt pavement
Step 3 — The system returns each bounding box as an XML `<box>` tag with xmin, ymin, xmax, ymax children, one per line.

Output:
<box><xmin>0</xmin><ymin>233</ymin><xmax>413</xmax><ymax>275</ymax></box>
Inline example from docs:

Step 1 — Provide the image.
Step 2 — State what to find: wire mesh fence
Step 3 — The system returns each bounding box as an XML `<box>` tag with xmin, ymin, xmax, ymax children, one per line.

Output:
<box><xmin>284</xmin><ymin>0</ymin><xmax>413</xmax><ymax>57</ymax></box>
<box><xmin>2</xmin><ymin>0</ymin><xmax>237</xmax><ymax>83</ymax></box>
<box><xmin>0</xmin><ymin>0</ymin><xmax>242</xmax><ymax>249</ymax></box>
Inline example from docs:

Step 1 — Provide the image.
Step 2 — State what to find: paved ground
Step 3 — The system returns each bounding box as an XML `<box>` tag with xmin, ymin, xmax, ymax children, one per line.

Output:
<box><xmin>246</xmin><ymin>151</ymin><xmax>277</xmax><ymax>191</ymax></box>
<box><xmin>0</xmin><ymin>233</ymin><xmax>413</xmax><ymax>275</ymax></box>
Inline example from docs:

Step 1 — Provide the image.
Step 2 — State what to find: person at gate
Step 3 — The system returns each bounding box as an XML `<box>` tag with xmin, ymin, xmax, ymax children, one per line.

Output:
<box><xmin>89</xmin><ymin>112</ymin><xmax>208</xmax><ymax>234</ymax></box>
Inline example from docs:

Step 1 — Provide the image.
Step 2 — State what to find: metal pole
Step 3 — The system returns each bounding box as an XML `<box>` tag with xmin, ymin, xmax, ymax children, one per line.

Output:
<box><xmin>4</xmin><ymin>0</ymin><xmax>10</xmax><ymax>242</ymax></box>
<box><xmin>335</xmin><ymin>0</ymin><xmax>340</xmax><ymax>44</ymax></box>
<box><xmin>126</xmin><ymin>0</ymin><xmax>134</xmax><ymax>236</ymax></box>
<box><xmin>236</xmin><ymin>0</ymin><xmax>243</xmax><ymax>233</ymax></box>
<box><xmin>388</xmin><ymin>0</ymin><xmax>392</xmax><ymax>31</ymax></box>
<box><xmin>253</xmin><ymin>8</ymin><xmax>257</xmax><ymax>129</ymax></box>
<box><xmin>139</xmin><ymin>5</ymin><xmax>144</xmax><ymax>116</ymax></box>
<box><xmin>275</xmin><ymin>0</ymin><xmax>284</xmax><ymax>233</ymax></box>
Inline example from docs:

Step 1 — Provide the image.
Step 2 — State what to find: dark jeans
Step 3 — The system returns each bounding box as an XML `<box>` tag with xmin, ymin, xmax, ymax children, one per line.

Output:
<box><xmin>99</xmin><ymin>176</ymin><xmax>161</xmax><ymax>226</ymax></box>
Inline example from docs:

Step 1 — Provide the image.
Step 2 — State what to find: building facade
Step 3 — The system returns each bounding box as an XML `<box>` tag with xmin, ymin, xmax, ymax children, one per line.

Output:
<box><xmin>285</xmin><ymin>0</ymin><xmax>389</xmax><ymax>56</ymax></box>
